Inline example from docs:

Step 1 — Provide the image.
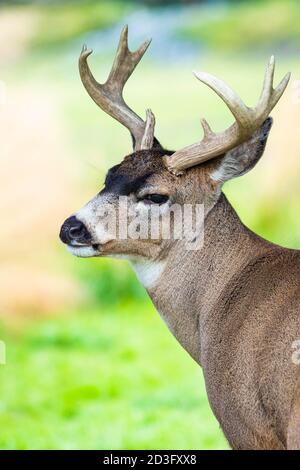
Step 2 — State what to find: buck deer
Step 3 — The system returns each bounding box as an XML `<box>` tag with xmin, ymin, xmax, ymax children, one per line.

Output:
<box><xmin>59</xmin><ymin>27</ymin><xmax>300</xmax><ymax>450</ymax></box>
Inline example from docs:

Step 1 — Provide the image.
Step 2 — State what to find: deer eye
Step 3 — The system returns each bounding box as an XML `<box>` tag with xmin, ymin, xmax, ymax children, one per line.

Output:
<box><xmin>141</xmin><ymin>194</ymin><xmax>169</xmax><ymax>205</ymax></box>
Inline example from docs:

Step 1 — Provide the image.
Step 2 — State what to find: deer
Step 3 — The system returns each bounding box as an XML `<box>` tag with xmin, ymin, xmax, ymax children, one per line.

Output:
<box><xmin>59</xmin><ymin>26</ymin><xmax>300</xmax><ymax>450</ymax></box>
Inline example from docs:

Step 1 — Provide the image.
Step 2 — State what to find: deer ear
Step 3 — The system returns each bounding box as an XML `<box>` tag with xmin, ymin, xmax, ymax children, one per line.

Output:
<box><xmin>211</xmin><ymin>117</ymin><xmax>273</xmax><ymax>183</ymax></box>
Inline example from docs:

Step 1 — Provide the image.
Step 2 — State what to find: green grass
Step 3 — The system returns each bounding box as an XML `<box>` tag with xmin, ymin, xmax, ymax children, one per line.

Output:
<box><xmin>0</xmin><ymin>302</ymin><xmax>228</xmax><ymax>449</ymax></box>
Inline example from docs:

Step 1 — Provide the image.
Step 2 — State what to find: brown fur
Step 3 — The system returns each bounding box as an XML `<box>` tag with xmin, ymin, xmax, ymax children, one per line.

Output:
<box><xmin>61</xmin><ymin>119</ymin><xmax>300</xmax><ymax>449</ymax></box>
<box><xmin>149</xmin><ymin>194</ymin><xmax>300</xmax><ymax>449</ymax></box>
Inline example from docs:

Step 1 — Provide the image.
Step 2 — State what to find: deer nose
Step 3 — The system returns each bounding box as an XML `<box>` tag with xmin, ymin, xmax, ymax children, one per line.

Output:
<box><xmin>59</xmin><ymin>216</ymin><xmax>91</xmax><ymax>245</ymax></box>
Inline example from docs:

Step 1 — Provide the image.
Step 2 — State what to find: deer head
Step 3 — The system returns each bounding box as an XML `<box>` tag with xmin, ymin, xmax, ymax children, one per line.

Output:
<box><xmin>59</xmin><ymin>26</ymin><xmax>289</xmax><ymax>262</ymax></box>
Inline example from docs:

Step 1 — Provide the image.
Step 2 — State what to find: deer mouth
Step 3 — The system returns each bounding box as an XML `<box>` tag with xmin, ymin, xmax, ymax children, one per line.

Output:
<box><xmin>67</xmin><ymin>243</ymin><xmax>100</xmax><ymax>258</ymax></box>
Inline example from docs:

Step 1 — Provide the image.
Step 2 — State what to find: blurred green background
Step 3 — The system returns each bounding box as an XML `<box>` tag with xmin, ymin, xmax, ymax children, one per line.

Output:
<box><xmin>1</xmin><ymin>0</ymin><xmax>300</xmax><ymax>450</ymax></box>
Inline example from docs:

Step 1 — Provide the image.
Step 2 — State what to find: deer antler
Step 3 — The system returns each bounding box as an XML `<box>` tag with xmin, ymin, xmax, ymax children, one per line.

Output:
<box><xmin>164</xmin><ymin>56</ymin><xmax>290</xmax><ymax>175</ymax></box>
<box><xmin>79</xmin><ymin>25</ymin><xmax>156</xmax><ymax>151</ymax></box>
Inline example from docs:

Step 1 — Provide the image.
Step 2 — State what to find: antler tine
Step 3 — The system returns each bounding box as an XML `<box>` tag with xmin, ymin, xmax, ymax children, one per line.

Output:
<box><xmin>257</xmin><ymin>55</ymin><xmax>275</xmax><ymax>109</ymax></box>
<box><xmin>194</xmin><ymin>71</ymin><xmax>251</xmax><ymax>130</ymax></box>
<box><xmin>79</xmin><ymin>25</ymin><xmax>154</xmax><ymax>151</ymax></box>
<box><xmin>269</xmin><ymin>71</ymin><xmax>291</xmax><ymax>109</ymax></box>
<box><xmin>256</xmin><ymin>56</ymin><xmax>290</xmax><ymax>117</ymax></box>
<box><xmin>106</xmin><ymin>25</ymin><xmax>151</xmax><ymax>92</ymax></box>
<box><xmin>141</xmin><ymin>109</ymin><xmax>155</xmax><ymax>150</ymax></box>
<box><xmin>165</xmin><ymin>57</ymin><xmax>290</xmax><ymax>175</ymax></box>
<box><xmin>200</xmin><ymin>118</ymin><xmax>213</xmax><ymax>140</ymax></box>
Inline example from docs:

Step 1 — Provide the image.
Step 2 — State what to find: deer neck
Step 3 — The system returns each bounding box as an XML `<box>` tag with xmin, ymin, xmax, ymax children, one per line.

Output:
<box><xmin>134</xmin><ymin>193</ymin><xmax>268</xmax><ymax>364</ymax></box>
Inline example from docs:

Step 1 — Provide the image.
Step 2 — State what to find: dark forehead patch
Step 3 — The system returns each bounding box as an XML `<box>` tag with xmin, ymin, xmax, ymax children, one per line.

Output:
<box><xmin>105</xmin><ymin>169</ymin><xmax>154</xmax><ymax>195</ymax></box>
<box><xmin>103</xmin><ymin>148</ymin><xmax>171</xmax><ymax>195</ymax></box>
